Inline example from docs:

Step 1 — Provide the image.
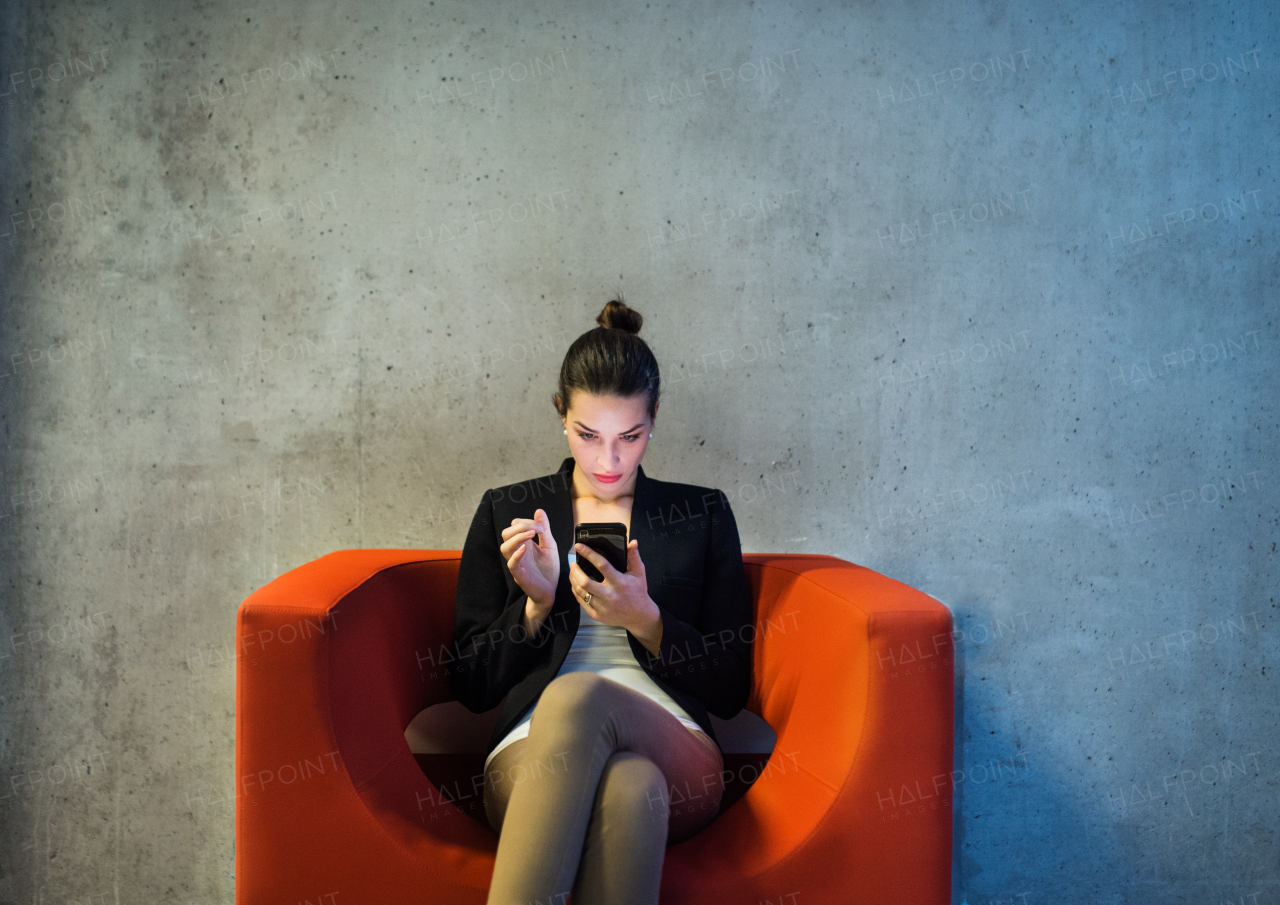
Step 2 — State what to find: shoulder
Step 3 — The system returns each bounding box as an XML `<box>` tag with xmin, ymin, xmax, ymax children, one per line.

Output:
<box><xmin>640</xmin><ymin>474</ymin><xmax>735</xmax><ymax>536</ymax></box>
<box><xmin>648</xmin><ymin>474</ymin><xmax>723</xmax><ymax>503</ymax></box>
<box><xmin>646</xmin><ymin>471</ymin><xmax>729</xmax><ymax>506</ymax></box>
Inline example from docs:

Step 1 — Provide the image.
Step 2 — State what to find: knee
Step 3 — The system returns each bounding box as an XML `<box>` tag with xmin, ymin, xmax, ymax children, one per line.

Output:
<box><xmin>601</xmin><ymin>753</ymin><xmax>668</xmax><ymax>825</ymax></box>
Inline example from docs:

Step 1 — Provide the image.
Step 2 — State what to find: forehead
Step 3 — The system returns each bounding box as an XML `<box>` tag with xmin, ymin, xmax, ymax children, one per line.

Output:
<box><xmin>567</xmin><ymin>392</ymin><xmax>649</xmax><ymax>421</ymax></box>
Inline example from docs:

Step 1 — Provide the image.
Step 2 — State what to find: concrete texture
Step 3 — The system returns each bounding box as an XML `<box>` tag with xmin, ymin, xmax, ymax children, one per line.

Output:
<box><xmin>0</xmin><ymin>0</ymin><xmax>1275</xmax><ymax>902</ymax></box>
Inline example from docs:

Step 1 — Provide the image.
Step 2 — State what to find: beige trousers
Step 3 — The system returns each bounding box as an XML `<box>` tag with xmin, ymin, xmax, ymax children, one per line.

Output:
<box><xmin>482</xmin><ymin>672</ymin><xmax>726</xmax><ymax>905</ymax></box>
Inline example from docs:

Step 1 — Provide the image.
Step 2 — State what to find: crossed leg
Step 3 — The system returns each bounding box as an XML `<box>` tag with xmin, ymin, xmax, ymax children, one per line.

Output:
<box><xmin>482</xmin><ymin>673</ymin><xmax>726</xmax><ymax>905</ymax></box>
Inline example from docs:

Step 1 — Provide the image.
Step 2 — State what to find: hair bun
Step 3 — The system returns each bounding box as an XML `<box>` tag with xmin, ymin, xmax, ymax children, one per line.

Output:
<box><xmin>596</xmin><ymin>297</ymin><xmax>643</xmax><ymax>335</ymax></box>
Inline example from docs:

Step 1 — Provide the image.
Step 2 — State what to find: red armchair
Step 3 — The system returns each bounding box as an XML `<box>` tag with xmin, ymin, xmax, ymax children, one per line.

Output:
<box><xmin>235</xmin><ymin>550</ymin><xmax>953</xmax><ymax>904</ymax></box>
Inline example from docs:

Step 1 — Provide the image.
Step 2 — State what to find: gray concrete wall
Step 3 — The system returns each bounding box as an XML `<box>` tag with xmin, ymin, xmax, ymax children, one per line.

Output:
<box><xmin>0</xmin><ymin>0</ymin><xmax>1275</xmax><ymax>902</ymax></box>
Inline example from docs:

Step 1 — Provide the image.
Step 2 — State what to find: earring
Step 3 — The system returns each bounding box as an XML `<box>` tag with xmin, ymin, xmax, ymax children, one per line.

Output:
<box><xmin>649</xmin><ymin>433</ymin><xmax>653</xmax><ymax>438</ymax></box>
<box><xmin>563</xmin><ymin>428</ymin><xmax>567</xmax><ymax>434</ymax></box>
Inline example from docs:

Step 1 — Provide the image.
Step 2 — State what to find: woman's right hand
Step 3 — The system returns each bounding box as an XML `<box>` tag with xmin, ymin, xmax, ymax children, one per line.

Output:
<box><xmin>500</xmin><ymin>508</ymin><xmax>560</xmax><ymax>616</ymax></box>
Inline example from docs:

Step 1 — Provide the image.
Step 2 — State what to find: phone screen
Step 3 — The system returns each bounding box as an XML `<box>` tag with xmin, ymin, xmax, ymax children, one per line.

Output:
<box><xmin>573</xmin><ymin>522</ymin><xmax>628</xmax><ymax>581</ymax></box>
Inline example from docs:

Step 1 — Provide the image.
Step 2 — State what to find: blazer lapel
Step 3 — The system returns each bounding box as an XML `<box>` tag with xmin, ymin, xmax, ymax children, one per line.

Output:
<box><xmin>548</xmin><ymin>456</ymin><xmax>576</xmax><ymax>566</ymax></box>
<box><xmin>548</xmin><ymin>457</ymin><xmax>578</xmax><ymax>631</ymax></box>
<box><xmin>629</xmin><ymin>461</ymin><xmax>654</xmax><ymax>597</ymax></box>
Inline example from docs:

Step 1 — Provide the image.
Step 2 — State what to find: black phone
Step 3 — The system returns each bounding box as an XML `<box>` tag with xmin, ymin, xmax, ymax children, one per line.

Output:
<box><xmin>573</xmin><ymin>522</ymin><xmax>629</xmax><ymax>582</ymax></box>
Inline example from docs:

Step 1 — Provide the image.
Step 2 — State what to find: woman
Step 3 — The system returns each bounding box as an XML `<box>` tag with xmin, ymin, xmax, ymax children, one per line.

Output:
<box><xmin>449</xmin><ymin>298</ymin><xmax>755</xmax><ymax>905</ymax></box>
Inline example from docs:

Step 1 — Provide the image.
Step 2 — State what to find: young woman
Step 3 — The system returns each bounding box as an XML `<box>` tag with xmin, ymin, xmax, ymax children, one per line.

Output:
<box><xmin>449</xmin><ymin>299</ymin><xmax>755</xmax><ymax>905</ymax></box>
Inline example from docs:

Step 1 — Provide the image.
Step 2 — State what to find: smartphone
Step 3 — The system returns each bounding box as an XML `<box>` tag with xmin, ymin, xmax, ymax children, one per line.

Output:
<box><xmin>572</xmin><ymin>522</ymin><xmax>629</xmax><ymax>582</ymax></box>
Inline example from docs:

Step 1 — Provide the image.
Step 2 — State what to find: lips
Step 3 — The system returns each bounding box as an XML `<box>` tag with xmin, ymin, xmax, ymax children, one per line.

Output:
<box><xmin>594</xmin><ymin>472</ymin><xmax>622</xmax><ymax>483</ymax></box>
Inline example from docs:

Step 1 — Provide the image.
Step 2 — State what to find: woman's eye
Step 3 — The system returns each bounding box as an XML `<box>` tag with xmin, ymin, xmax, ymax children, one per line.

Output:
<box><xmin>575</xmin><ymin>432</ymin><xmax>640</xmax><ymax>441</ymax></box>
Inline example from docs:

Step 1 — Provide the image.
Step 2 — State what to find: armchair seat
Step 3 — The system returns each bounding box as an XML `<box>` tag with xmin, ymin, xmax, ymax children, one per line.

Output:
<box><xmin>235</xmin><ymin>550</ymin><xmax>953</xmax><ymax>903</ymax></box>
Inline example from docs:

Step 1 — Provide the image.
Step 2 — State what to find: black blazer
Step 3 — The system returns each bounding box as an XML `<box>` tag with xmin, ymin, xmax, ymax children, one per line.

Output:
<box><xmin>449</xmin><ymin>456</ymin><xmax>754</xmax><ymax>758</ymax></box>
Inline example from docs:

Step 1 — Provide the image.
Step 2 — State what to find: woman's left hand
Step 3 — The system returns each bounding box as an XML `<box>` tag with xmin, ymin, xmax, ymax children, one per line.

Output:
<box><xmin>569</xmin><ymin>539</ymin><xmax>660</xmax><ymax>638</ymax></box>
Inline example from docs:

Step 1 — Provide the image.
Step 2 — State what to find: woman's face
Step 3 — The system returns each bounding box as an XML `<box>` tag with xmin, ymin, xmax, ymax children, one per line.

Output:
<box><xmin>562</xmin><ymin>391</ymin><xmax>657</xmax><ymax>495</ymax></box>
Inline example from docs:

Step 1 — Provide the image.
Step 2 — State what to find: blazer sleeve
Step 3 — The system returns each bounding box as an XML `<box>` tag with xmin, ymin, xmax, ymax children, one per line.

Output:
<box><xmin>645</xmin><ymin>491</ymin><xmax>753</xmax><ymax>719</ymax></box>
<box><xmin>448</xmin><ymin>489</ymin><xmax>553</xmax><ymax>713</ymax></box>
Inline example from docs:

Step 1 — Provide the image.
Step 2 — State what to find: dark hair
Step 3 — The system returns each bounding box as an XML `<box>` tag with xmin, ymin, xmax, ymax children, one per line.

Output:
<box><xmin>553</xmin><ymin>296</ymin><xmax>661</xmax><ymax>421</ymax></box>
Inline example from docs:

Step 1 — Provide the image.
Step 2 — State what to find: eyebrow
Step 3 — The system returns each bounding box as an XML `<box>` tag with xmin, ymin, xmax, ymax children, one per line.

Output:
<box><xmin>572</xmin><ymin>421</ymin><xmax>646</xmax><ymax>434</ymax></box>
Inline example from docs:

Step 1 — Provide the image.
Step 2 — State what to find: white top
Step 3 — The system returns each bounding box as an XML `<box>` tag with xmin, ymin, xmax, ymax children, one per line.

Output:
<box><xmin>483</xmin><ymin>607</ymin><xmax>705</xmax><ymax>771</ymax></box>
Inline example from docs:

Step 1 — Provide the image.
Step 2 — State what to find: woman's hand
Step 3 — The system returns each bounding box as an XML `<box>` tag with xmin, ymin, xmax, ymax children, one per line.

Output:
<box><xmin>570</xmin><ymin>539</ymin><xmax>663</xmax><ymax>654</ymax></box>
<box><xmin>500</xmin><ymin>508</ymin><xmax>560</xmax><ymax>612</ymax></box>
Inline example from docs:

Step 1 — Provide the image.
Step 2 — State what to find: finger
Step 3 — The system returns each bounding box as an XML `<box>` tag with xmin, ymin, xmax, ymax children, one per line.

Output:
<box><xmin>540</xmin><ymin>517</ymin><xmax>560</xmax><ymax>552</ymax></box>
<box><xmin>501</xmin><ymin>527</ymin><xmax>537</xmax><ymax>545</ymax></box>
<box><xmin>506</xmin><ymin>540</ymin><xmax>527</xmax><ymax>572</ymax></box>
<box><xmin>575</xmin><ymin>580</ymin><xmax>602</xmax><ymax>609</ymax></box>
<box><xmin>535</xmin><ymin>510</ymin><xmax>556</xmax><ymax>550</ymax></box>
<box><xmin>503</xmin><ymin>519</ymin><xmax>542</xmax><ymax>539</ymax></box>
<box><xmin>573</xmin><ymin>542</ymin><xmax>613</xmax><ymax>573</ymax></box>
<box><xmin>568</xmin><ymin>560</ymin><xmax>603</xmax><ymax>596</ymax></box>
<box><xmin>499</xmin><ymin>529</ymin><xmax>537</xmax><ymax>556</ymax></box>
